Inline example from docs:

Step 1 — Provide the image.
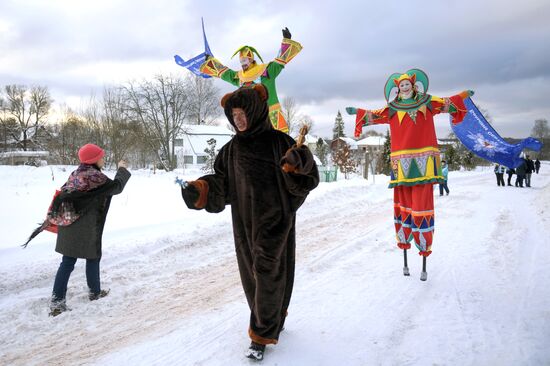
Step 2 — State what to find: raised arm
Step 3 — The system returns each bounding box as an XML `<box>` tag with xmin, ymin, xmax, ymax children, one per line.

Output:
<box><xmin>346</xmin><ymin>106</ymin><xmax>390</xmax><ymax>137</ymax></box>
<box><xmin>199</xmin><ymin>56</ymin><xmax>240</xmax><ymax>87</ymax></box>
<box><xmin>431</xmin><ymin>90</ymin><xmax>474</xmax><ymax>125</ymax></box>
<box><xmin>267</xmin><ymin>27</ymin><xmax>303</xmax><ymax>79</ymax></box>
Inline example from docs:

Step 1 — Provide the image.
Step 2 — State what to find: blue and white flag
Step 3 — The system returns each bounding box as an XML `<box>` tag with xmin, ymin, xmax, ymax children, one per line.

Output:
<box><xmin>451</xmin><ymin>98</ymin><xmax>542</xmax><ymax>169</ymax></box>
<box><xmin>174</xmin><ymin>18</ymin><xmax>213</xmax><ymax>78</ymax></box>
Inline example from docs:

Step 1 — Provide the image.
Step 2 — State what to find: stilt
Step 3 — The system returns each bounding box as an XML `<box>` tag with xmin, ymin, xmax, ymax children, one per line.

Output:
<box><xmin>420</xmin><ymin>256</ymin><xmax>427</xmax><ymax>281</ymax></box>
<box><xmin>403</xmin><ymin>249</ymin><xmax>410</xmax><ymax>276</ymax></box>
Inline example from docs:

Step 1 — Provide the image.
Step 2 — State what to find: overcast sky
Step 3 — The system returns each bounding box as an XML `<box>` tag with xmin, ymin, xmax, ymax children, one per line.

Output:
<box><xmin>1</xmin><ymin>0</ymin><xmax>549</xmax><ymax>139</ymax></box>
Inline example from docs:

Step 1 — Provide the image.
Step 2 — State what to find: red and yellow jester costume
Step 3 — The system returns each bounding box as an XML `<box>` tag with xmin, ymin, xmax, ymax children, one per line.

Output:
<box><xmin>349</xmin><ymin>69</ymin><xmax>471</xmax><ymax>258</ymax></box>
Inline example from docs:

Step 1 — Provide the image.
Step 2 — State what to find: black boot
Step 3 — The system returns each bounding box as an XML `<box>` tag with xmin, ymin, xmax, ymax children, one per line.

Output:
<box><xmin>245</xmin><ymin>342</ymin><xmax>266</xmax><ymax>361</ymax></box>
<box><xmin>89</xmin><ymin>289</ymin><xmax>110</xmax><ymax>301</ymax></box>
<box><xmin>49</xmin><ymin>297</ymin><xmax>69</xmax><ymax>317</ymax></box>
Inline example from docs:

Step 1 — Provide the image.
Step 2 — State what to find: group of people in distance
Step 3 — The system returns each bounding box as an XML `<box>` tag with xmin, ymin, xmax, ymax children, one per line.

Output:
<box><xmin>494</xmin><ymin>155</ymin><xmax>540</xmax><ymax>188</ymax></box>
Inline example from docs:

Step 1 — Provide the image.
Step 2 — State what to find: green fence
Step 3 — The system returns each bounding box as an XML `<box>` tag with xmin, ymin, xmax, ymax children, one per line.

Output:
<box><xmin>318</xmin><ymin>166</ymin><xmax>338</xmax><ymax>182</ymax></box>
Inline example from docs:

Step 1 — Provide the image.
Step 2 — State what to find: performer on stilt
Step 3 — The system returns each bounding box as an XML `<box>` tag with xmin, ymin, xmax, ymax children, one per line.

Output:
<box><xmin>198</xmin><ymin>27</ymin><xmax>302</xmax><ymax>133</ymax></box>
<box><xmin>346</xmin><ymin>68</ymin><xmax>473</xmax><ymax>280</ymax></box>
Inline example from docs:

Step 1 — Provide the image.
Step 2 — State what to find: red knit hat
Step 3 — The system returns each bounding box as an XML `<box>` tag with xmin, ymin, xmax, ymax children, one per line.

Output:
<box><xmin>78</xmin><ymin>143</ymin><xmax>105</xmax><ymax>164</ymax></box>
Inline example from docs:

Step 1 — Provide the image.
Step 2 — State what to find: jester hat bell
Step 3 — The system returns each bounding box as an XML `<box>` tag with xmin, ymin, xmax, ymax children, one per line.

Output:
<box><xmin>384</xmin><ymin>68</ymin><xmax>429</xmax><ymax>101</ymax></box>
<box><xmin>231</xmin><ymin>45</ymin><xmax>264</xmax><ymax>63</ymax></box>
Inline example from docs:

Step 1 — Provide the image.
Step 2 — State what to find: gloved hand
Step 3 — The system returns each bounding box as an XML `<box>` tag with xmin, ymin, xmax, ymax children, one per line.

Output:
<box><xmin>346</xmin><ymin>107</ymin><xmax>357</xmax><ymax>115</ymax></box>
<box><xmin>181</xmin><ymin>183</ymin><xmax>200</xmax><ymax>210</ymax></box>
<box><xmin>281</xmin><ymin>145</ymin><xmax>314</xmax><ymax>174</ymax></box>
<box><xmin>282</xmin><ymin>27</ymin><xmax>291</xmax><ymax>39</ymax></box>
<box><xmin>458</xmin><ymin>90</ymin><xmax>475</xmax><ymax>100</ymax></box>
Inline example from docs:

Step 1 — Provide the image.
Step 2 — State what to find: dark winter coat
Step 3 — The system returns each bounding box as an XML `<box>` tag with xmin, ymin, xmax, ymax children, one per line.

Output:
<box><xmin>191</xmin><ymin>86</ymin><xmax>319</xmax><ymax>344</ymax></box>
<box><xmin>526</xmin><ymin>159</ymin><xmax>535</xmax><ymax>174</ymax></box>
<box><xmin>515</xmin><ymin>159</ymin><xmax>527</xmax><ymax>175</ymax></box>
<box><xmin>55</xmin><ymin>167</ymin><xmax>131</xmax><ymax>259</ymax></box>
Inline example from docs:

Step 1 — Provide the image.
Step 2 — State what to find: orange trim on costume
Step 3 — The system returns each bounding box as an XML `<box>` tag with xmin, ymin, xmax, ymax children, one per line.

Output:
<box><xmin>189</xmin><ymin>180</ymin><xmax>209</xmax><ymax>209</ymax></box>
<box><xmin>419</xmin><ymin>250</ymin><xmax>432</xmax><ymax>257</ymax></box>
<box><xmin>248</xmin><ymin>328</ymin><xmax>278</xmax><ymax>345</ymax></box>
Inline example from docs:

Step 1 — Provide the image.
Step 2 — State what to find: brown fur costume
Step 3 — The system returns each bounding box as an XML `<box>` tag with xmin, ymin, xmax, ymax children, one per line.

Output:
<box><xmin>182</xmin><ymin>84</ymin><xmax>319</xmax><ymax>344</ymax></box>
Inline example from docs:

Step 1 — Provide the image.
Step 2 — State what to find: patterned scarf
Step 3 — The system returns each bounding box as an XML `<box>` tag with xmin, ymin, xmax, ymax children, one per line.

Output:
<box><xmin>62</xmin><ymin>164</ymin><xmax>109</xmax><ymax>192</ymax></box>
<box><xmin>23</xmin><ymin>164</ymin><xmax>109</xmax><ymax>248</ymax></box>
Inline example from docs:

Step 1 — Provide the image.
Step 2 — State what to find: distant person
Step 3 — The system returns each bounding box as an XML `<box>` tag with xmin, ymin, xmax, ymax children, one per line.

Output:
<box><xmin>44</xmin><ymin>144</ymin><xmax>131</xmax><ymax>316</ymax></box>
<box><xmin>515</xmin><ymin>158</ymin><xmax>527</xmax><ymax>187</ymax></box>
<box><xmin>506</xmin><ymin>167</ymin><xmax>515</xmax><ymax>186</ymax></box>
<box><xmin>439</xmin><ymin>160</ymin><xmax>449</xmax><ymax>196</ymax></box>
<box><xmin>494</xmin><ymin>163</ymin><xmax>505</xmax><ymax>186</ymax></box>
<box><xmin>525</xmin><ymin>155</ymin><xmax>535</xmax><ymax>187</ymax></box>
<box><xmin>535</xmin><ymin>158</ymin><xmax>541</xmax><ymax>174</ymax></box>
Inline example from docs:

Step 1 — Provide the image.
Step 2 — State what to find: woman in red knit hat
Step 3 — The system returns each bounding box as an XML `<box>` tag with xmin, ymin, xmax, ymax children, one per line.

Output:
<box><xmin>47</xmin><ymin>143</ymin><xmax>131</xmax><ymax>316</ymax></box>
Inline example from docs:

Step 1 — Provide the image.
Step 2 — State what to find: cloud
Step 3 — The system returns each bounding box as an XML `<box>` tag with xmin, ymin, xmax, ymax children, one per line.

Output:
<box><xmin>1</xmin><ymin>0</ymin><xmax>549</xmax><ymax>139</ymax></box>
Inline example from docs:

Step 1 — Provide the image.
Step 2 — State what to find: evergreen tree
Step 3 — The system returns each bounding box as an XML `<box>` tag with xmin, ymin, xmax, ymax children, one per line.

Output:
<box><xmin>376</xmin><ymin>129</ymin><xmax>391</xmax><ymax>175</ymax></box>
<box><xmin>202</xmin><ymin>138</ymin><xmax>217</xmax><ymax>173</ymax></box>
<box><xmin>444</xmin><ymin>144</ymin><xmax>459</xmax><ymax>171</ymax></box>
<box><xmin>332</xmin><ymin>110</ymin><xmax>346</xmax><ymax>139</ymax></box>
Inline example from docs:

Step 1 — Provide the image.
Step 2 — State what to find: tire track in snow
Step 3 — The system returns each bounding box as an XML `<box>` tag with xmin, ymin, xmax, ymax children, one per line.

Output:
<box><xmin>1</xmin><ymin>183</ymin><xmax>390</xmax><ymax>365</ymax></box>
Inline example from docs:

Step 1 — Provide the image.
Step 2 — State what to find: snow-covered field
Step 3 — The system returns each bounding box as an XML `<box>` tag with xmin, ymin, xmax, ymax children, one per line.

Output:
<box><xmin>1</xmin><ymin>163</ymin><xmax>549</xmax><ymax>366</ymax></box>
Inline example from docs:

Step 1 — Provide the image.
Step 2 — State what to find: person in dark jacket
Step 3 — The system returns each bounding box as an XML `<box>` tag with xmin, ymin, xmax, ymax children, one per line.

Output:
<box><xmin>525</xmin><ymin>155</ymin><xmax>535</xmax><ymax>187</ymax></box>
<box><xmin>506</xmin><ymin>167</ymin><xmax>515</xmax><ymax>186</ymax></box>
<box><xmin>179</xmin><ymin>85</ymin><xmax>319</xmax><ymax>361</ymax></box>
<box><xmin>535</xmin><ymin>158</ymin><xmax>541</xmax><ymax>174</ymax></box>
<box><xmin>515</xmin><ymin>158</ymin><xmax>527</xmax><ymax>187</ymax></box>
<box><xmin>49</xmin><ymin>144</ymin><xmax>131</xmax><ymax>316</ymax></box>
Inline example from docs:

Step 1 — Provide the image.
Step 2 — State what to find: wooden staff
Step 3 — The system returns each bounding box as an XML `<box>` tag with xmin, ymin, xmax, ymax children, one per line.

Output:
<box><xmin>295</xmin><ymin>124</ymin><xmax>309</xmax><ymax>148</ymax></box>
<box><xmin>282</xmin><ymin>124</ymin><xmax>309</xmax><ymax>173</ymax></box>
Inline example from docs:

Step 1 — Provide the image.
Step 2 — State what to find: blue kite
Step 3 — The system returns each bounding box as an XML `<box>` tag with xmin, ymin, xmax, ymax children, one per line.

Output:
<box><xmin>451</xmin><ymin>97</ymin><xmax>542</xmax><ymax>168</ymax></box>
<box><xmin>174</xmin><ymin>18</ymin><xmax>213</xmax><ymax>78</ymax></box>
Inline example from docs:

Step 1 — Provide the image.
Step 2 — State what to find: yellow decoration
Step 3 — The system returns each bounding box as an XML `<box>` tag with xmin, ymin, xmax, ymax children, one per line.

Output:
<box><xmin>397</xmin><ymin>110</ymin><xmax>407</xmax><ymax>124</ymax></box>
<box><xmin>237</xmin><ymin>63</ymin><xmax>268</xmax><ymax>83</ymax></box>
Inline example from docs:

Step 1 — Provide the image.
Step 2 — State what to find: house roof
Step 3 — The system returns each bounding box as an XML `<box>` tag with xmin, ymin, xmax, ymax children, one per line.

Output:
<box><xmin>332</xmin><ymin>137</ymin><xmax>358</xmax><ymax>149</ymax></box>
<box><xmin>356</xmin><ymin>136</ymin><xmax>386</xmax><ymax>146</ymax></box>
<box><xmin>300</xmin><ymin>134</ymin><xmax>325</xmax><ymax>145</ymax></box>
<box><xmin>176</xmin><ymin>124</ymin><xmax>235</xmax><ymax>156</ymax></box>
<box><xmin>179</xmin><ymin>124</ymin><xmax>235</xmax><ymax>136</ymax></box>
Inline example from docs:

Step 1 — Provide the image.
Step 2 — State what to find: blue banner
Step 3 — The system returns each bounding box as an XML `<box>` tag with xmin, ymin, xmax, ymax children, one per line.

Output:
<box><xmin>450</xmin><ymin>97</ymin><xmax>542</xmax><ymax>169</ymax></box>
<box><xmin>174</xmin><ymin>18</ymin><xmax>213</xmax><ymax>78</ymax></box>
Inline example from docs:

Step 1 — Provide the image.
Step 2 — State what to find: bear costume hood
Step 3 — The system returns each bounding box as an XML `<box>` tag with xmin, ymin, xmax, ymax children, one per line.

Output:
<box><xmin>221</xmin><ymin>84</ymin><xmax>273</xmax><ymax>138</ymax></box>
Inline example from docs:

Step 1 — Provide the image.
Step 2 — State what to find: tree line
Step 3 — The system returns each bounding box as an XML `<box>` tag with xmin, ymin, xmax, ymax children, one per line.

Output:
<box><xmin>0</xmin><ymin>74</ymin><xmax>223</xmax><ymax>170</ymax></box>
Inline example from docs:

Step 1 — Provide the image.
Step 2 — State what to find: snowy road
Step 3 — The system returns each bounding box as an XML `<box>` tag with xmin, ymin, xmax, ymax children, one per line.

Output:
<box><xmin>1</xmin><ymin>165</ymin><xmax>549</xmax><ymax>365</ymax></box>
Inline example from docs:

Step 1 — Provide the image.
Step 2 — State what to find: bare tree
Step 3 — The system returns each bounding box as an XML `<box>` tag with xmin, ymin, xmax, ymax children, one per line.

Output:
<box><xmin>2</xmin><ymin>85</ymin><xmax>52</xmax><ymax>150</ymax></box>
<box><xmin>47</xmin><ymin>109</ymin><xmax>93</xmax><ymax>164</ymax></box>
<box><xmin>282</xmin><ymin>96</ymin><xmax>301</xmax><ymax>135</ymax></box>
<box><xmin>332</xmin><ymin>143</ymin><xmax>357</xmax><ymax>179</ymax></box>
<box><xmin>99</xmin><ymin>87</ymin><xmax>139</xmax><ymax>167</ymax></box>
<box><xmin>531</xmin><ymin>118</ymin><xmax>549</xmax><ymax>140</ymax></box>
<box><xmin>185</xmin><ymin>74</ymin><xmax>222</xmax><ymax>125</ymax></box>
<box><xmin>123</xmin><ymin>74</ymin><xmax>190</xmax><ymax>171</ymax></box>
<box><xmin>298</xmin><ymin>114</ymin><xmax>314</xmax><ymax>132</ymax></box>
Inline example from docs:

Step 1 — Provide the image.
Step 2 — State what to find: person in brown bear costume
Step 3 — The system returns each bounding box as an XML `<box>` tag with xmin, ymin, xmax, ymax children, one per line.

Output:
<box><xmin>180</xmin><ymin>84</ymin><xmax>319</xmax><ymax>361</ymax></box>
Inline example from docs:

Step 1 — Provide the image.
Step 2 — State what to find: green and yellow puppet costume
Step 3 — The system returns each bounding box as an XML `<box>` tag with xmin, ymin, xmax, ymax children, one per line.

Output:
<box><xmin>199</xmin><ymin>27</ymin><xmax>302</xmax><ymax>133</ymax></box>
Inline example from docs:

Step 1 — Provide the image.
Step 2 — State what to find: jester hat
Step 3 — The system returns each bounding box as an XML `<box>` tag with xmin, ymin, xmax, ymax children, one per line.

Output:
<box><xmin>384</xmin><ymin>68</ymin><xmax>429</xmax><ymax>101</ymax></box>
<box><xmin>231</xmin><ymin>45</ymin><xmax>264</xmax><ymax>63</ymax></box>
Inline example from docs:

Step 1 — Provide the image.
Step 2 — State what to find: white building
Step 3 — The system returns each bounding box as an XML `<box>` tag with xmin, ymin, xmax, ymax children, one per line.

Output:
<box><xmin>174</xmin><ymin>125</ymin><xmax>234</xmax><ymax>166</ymax></box>
<box><xmin>356</xmin><ymin>135</ymin><xmax>386</xmax><ymax>154</ymax></box>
